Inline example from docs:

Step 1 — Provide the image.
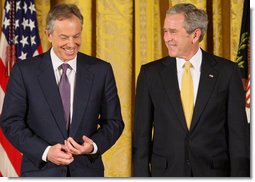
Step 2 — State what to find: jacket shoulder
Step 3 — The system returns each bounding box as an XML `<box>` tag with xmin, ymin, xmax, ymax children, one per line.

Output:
<box><xmin>14</xmin><ymin>51</ymin><xmax>48</xmax><ymax>69</ymax></box>
<box><xmin>140</xmin><ymin>56</ymin><xmax>174</xmax><ymax>72</ymax></box>
<box><xmin>202</xmin><ymin>50</ymin><xmax>236</xmax><ymax>68</ymax></box>
<box><xmin>77</xmin><ymin>52</ymin><xmax>110</xmax><ymax>66</ymax></box>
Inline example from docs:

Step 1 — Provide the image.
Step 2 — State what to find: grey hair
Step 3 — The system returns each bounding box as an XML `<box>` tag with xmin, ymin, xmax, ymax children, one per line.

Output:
<box><xmin>46</xmin><ymin>3</ymin><xmax>83</xmax><ymax>34</ymax></box>
<box><xmin>166</xmin><ymin>3</ymin><xmax>208</xmax><ymax>42</ymax></box>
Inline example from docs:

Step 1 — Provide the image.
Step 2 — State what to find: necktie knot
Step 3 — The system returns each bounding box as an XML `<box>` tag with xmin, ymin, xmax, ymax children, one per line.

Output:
<box><xmin>184</xmin><ymin>61</ymin><xmax>192</xmax><ymax>70</ymax></box>
<box><xmin>60</xmin><ymin>63</ymin><xmax>70</xmax><ymax>74</ymax></box>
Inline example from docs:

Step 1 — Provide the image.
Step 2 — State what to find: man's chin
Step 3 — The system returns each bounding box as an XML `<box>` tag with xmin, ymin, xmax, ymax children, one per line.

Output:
<box><xmin>63</xmin><ymin>53</ymin><xmax>77</xmax><ymax>60</ymax></box>
<box><xmin>168</xmin><ymin>52</ymin><xmax>177</xmax><ymax>57</ymax></box>
<box><xmin>61</xmin><ymin>56</ymin><xmax>75</xmax><ymax>62</ymax></box>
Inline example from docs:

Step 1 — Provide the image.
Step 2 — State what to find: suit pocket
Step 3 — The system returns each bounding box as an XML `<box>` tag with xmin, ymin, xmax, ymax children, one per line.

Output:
<box><xmin>86</xmin><ymin>156</ymin><xmax>104</xmax><ymax>170</ymax></box>
<box><xmin>211</xmin><ymin>154</ymin><xmax>229</xmax><ymax>169</ymax></box>
<box><xmin>151</xmin><ymin>153</ymin><xmax>168</xmax><ymax>169</ymax></box>
<box><xmin>209</xmin><ymin>154</ymin><xmax>230</xmax><ymax>177</ymax></box>
<box><xmin>151</xmin><ymin>153</ymin><xmax>172</xmax><ymax>177</ymax></box>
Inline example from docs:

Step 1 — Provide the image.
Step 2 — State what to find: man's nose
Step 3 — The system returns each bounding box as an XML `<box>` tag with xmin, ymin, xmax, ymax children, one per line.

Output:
<box><xmin>67</xmin><ymin>37</ymin><xmax>75</xmax><ymax>47</ymax></box>
<box><xmin>164</xmin><ymin>32</ymin><xmax>172</xmax><ymax>42</ymax></box>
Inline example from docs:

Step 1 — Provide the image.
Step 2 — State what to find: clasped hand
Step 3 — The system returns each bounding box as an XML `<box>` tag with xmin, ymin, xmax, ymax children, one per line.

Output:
<box><xmin>47</xmin><ymin>135</ymin><xmax>94</xmax><ymax>166</ymax></box>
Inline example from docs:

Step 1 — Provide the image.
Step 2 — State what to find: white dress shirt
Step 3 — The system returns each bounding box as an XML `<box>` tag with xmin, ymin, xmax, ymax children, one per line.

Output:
<box><xmin>42</xmin><ymin>49</ymin><xmax>97</xmax><ymax>162</ymax></box>
<box><xmin>176</xmin><ymin>48</ymin><xmax>202</xmax><ymax>104</ymax></box>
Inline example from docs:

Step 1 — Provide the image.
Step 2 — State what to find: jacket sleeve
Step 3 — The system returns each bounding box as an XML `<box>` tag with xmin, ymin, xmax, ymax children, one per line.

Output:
<box><xmin>0</xmin><ymin>64</ymin><xmax>49</xmax><ymax>167</ymax></box>
<box><xmin>133</xmin><ymin>66</ymin><xmax>153</xmax><ymax>177</ymax></box>
<box><xmin>90</xmin><ymin>63</ymin><xmax>124</xmax><ymax>155</ymax></box>
<box><xmin>227</xmin><ymin>64</ymin><xmax>250</xmax><ymax>177</ymax></box>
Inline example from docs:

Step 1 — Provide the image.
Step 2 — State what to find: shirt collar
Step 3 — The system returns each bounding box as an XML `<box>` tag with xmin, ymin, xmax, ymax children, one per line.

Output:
<box><xmin>50</xmin><ymin>48</ymin><xmax>77</xmax><ymax>72</ymax></box>
<box><xmin>176</xmin><ymin>48</ymin><xmax>202</xmax><ymax>72</ymax></box>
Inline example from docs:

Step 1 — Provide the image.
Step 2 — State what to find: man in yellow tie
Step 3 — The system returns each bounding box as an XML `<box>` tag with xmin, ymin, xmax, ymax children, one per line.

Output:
<box><xmin>133</xmin><ymin>3</ymin><xmax>249</xmax><ymax>177</ymax></box>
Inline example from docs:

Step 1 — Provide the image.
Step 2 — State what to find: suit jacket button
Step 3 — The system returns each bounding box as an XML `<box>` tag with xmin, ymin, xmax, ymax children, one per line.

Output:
<box><xmin>189</xmin><ymin>140</ymin><xmax>192</xmax><ymax>145</ymax></box>
<box><xmin>186</xmin><ymin>160</ymin><xmax>190</xmax><ymax>165</ymax></box>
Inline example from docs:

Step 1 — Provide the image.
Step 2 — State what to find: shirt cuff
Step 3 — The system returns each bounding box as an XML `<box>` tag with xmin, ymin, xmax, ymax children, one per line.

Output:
<box><xmin>90</xmin><ymin>142</ymin><xmax>98</xmax><ymax>154</ymax></box>
<box><xmin>42</xmin><ymin>146</ymin><xmax>51</xmax><ymax>162</ymax></box>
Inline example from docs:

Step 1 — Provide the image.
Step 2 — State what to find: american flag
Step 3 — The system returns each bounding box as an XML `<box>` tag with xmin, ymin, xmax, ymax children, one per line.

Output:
<box><xmin>246</xmin><ymin>74</ymin><xmax>250</xmax><ymax>123</ymax></box>
<box><xmin>246</xmin><ymin>75</ymin><xmax>250</xmax><ymax>105</ymax></box>
<box><xmin>0</xmin><ymin>0</ymin><xmax>43</xmax><ymax>176</ymax></box>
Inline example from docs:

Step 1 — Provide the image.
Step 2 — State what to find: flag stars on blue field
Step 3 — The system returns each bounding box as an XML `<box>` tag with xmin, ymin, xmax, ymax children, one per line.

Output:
<box><xmin>2</xmin><ymin>0</ymin><xmax>42</xmax><ymax>61</ymax></box>
<box><xmin>2</xmin><ymin>17</ymin><xmax>10</xmax><ymax>29</ymax></box>
<box><xmin>16</xmin><ymin>1</ymin><xmax>21</xmax><ymax>12</ymax></box>
<box><xmin>20</xmin><ymin>35</ymin><xmax>29</xmax><ymax>47</ymax></box>
<box><xmin>19</xmin><ymin>51</ymin><xmax>27</xmax><ymax>60</ymax></box>
<box><xmin>5</xmin><ymin>1</ymin><xmax>10</xmax><ymax>13</ymax></box>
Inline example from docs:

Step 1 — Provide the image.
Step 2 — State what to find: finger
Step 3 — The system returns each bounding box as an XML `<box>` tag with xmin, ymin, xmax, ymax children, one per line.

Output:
<box><xmin>67</xmin><ymin>137</ymin><xmax>81</xmax><ymax>149</ymax></box>
<box><xmin>63</xmin><ymin>140</ymin><xmax>71</xmax><ymax>153</ymax></box>
<box><xmin>50</xmin><ymin>151</ymin><xmax>72</xmax><ymax>165</ymax></box>
<box><xmin>48</xmin><ymin>144</ymin><xmax>73</xmax><ymax>165</ymax></box>
<box><xmin>55</xmin><ymin>143</ymin><xmax>63</xmax><ymax>150</ymax></box>
<box><xmin>82</xmin><ymin>135</ymin><xmax>92</xmax><ymax>143</ymax></box>
<box><xmin>57</xmin><ymin>149</ymin><xmax>73</xmax><ymax>159</ymax></box>
<box><xmin>57</xmin><ymin>156</ymin><xmax>74</xmax><ymax>165</ymax></box>
<box><xmin>81</xmin><ymin>136</ymin><xmax>94</xmax><ymax>154</ymax></box>
<box><xmin>82</xmin><ymin>135</ymin><xmax>88</xmax><ymax>142</ymax></box>
<box><xmin>66</xmin><ymin>139</ymin><xmax>80</xmax><ymax>154</ymax></box>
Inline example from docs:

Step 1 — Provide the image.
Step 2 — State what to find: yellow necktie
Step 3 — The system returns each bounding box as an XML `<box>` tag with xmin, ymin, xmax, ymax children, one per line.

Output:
<box><xmin>181</xmin><ymin>61</ymin><xmax>194</xmax><ymax>130</ymax></box>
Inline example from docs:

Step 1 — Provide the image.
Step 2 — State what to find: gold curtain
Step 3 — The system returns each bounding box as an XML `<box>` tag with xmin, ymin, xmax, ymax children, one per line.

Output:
<box><xmin>96</xmin><ymin>0</ymin><xmax>133</xmax><ymax>177</ymax></box>
<box><xmin>0</xmin><ymin>0</ymin><xmax>244</xmax><ymax>177</ymax></box>
<box><xmin>135</xmin><ymin>0</ymin><xmax>162</xmax><ymax>82</ymax></box>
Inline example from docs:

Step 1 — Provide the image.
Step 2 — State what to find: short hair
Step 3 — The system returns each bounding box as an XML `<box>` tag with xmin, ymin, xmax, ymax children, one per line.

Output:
<box><xmin>166</xmin><ymin>3</ymin><xmax>208</xmax><ymax>42</ymax></box>
<box><xmin>46</xmin><ymin>3</ymin><xmax>83</xmax><ymax>34</ymax></box>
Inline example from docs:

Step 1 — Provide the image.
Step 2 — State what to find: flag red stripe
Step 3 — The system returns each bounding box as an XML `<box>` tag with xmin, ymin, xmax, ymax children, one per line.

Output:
<box><xmin>0</xmin><ymin>129</ymin><xmax>21</xmax><ymax>176</ymax></box>
<box><xmin>37</xmin><ymin>45</ymin><xmax>43</xmax><ymax>55</ymax></box>
<box><xmin>0</xmin><ymin>57</ymin><xmax>9</xmax><ymax>92</ymax></box>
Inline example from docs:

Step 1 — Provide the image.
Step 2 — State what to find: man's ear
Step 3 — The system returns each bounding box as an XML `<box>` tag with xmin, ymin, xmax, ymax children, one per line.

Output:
<box><xmin>192</xmin><ymin>28</ymin><xmax>201</xmax><ymax>43</ymax></box>
<box><xmin>44</xmin><ymin>30</ymin><xmax>49</xmax><ymax>36</ymax></box>
<box><xmin>44</xmin><ymin>30</ymin><xmax>52</xmax><ymax>42</ymax></box>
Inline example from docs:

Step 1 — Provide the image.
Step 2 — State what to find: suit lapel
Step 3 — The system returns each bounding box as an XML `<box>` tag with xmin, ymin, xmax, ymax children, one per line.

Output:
<box><xmin>69</xmin><ymin>57</ymin><xmax>94</xmax><ymax>137</ymax></box>
<box><xmin>160</xmin><ymin>57</ymin><xmax>188</xmax><ymax>133</ymax></box>
<box><xmin>190</xmin><ymin>52</ymin><xmax>218</xmax><ymax>131</ymax></box>
<box><xmin>37</xmin><ymin>52</ymin><xmax>67</xmax><ymax>139</ymax></box>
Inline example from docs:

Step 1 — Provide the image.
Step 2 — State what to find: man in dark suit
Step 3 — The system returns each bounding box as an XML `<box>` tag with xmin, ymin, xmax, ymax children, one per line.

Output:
<box><xmin>0</xmin><ymin>3</ymin><xmax>124</xmax><ymax>177</ymax></box>
<box><xmin>133</xmin><ymin>3</ymin><xmax>249</xmax><ymax>177</ymax></box>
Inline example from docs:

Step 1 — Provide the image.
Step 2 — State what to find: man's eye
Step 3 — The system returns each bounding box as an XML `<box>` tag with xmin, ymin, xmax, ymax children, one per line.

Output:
<box><xmin>74</xmin><ymin>35</ymin><xmax>80</xmax><ymax>39</ymax></box>
<box><xmin>60</xmin><ymin>36</ymin><xmax>68</xmax><ymax>40</ymax></box>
